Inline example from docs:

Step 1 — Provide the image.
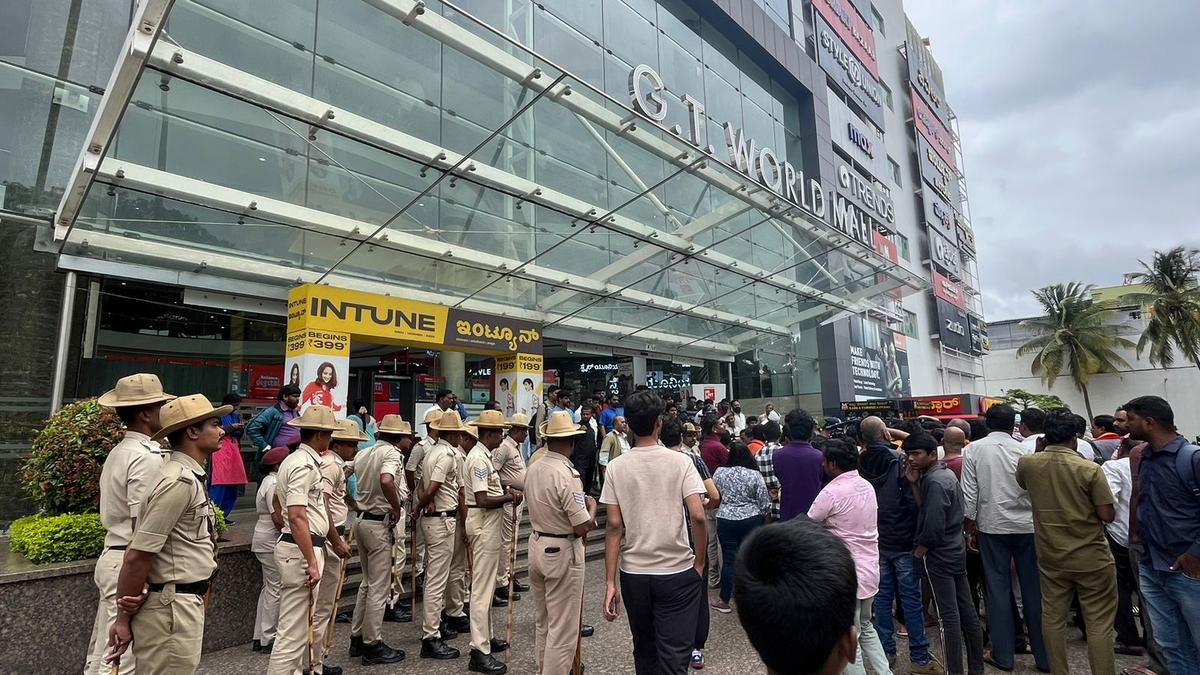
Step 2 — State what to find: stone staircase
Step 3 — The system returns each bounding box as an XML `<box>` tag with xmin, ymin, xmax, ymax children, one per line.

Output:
<box><xmin>335</xmin><ymin>510</ymin><xmax>607</xmax><ymax>613</ymax></box>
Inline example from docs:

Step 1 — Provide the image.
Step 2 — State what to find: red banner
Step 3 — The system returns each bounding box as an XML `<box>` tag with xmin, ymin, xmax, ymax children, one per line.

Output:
<box><xmin>932</xmin><ymin>270</ymin><xmax>966</xmax><ymax>310</ymax></box>
<box><xmin>813</xmin><ymin>0</ymin><xmax>879</xmax><ymax>80</ymax></box>
<box><xmin>911</xmin><ymin>87</ymin><xmax>956</xmax><ymax>169</ymax></box>
<box><xmin>912</xmin><ymin>395</ymin><xmax>965</xmax><ymax>416</ymax></box>
<box><xmin>247</xmin><ymin>364</ymin><xmax>284</xmax><ymax>399</ymax></box>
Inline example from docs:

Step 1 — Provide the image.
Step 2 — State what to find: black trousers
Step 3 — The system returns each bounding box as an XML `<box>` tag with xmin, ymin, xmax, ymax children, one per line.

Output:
<box><xmin>620</xmin><ymin>569</ymin><xmax>703</xmax><ymax>674</ymax></box>
<box><xmin>1108</xmin><ymin>536</ymin><xmax>1142</xmax><ymax>646</ymax></box>
<box><xmin>919</xmin><ymin>559</ymin><xmax>985</xmax><ymax>675</ymax></box>
<box><xmin>572</xmin><ymin>455</ymin><xmax>596</xmax><ymax>494</ymax></box>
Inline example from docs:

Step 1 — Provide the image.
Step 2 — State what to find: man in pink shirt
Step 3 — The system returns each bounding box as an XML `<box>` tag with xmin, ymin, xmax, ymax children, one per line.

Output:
<box><xmin>808</xmin><ymin>438</ymin><xmax>890</xmax><ymax>675</ymax></box>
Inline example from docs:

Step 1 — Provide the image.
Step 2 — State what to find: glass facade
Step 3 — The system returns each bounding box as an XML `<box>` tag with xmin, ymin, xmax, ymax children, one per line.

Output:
<box><xmin>51</xmin><ymin>0</ymin><xmax>925</xmax><ymax>404</ymax></box>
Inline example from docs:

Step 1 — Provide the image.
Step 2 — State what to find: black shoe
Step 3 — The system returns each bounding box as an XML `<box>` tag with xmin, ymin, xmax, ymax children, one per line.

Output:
<box><xmin>468</xmin><ymin>648</ymin><xmax>508</xmax><ymax>674</ymax></box>
<box><xmin>261</xmin><ymin>640</ymin><xmax>273</xmax><ymax>653</ymax></box>
<box><xmin>335</xmin><ymin>611</ymin><xmax>352</xmax><ymax>624</ymax></box>
<box><xmin>489</xmin><ymin>638</ymin><xmax>509</xmax><ymax>653</ymax></box>
<box><xmin>361</xmin><ymin>640</ymin><xmax>405</xmax><ymax>665</ymax></box>
<box><xmin>421</xmin><ymin>638</ymin><xmax>461</xmax><ymax>660</ymax></box>
<box><xmin>580</xmin><ymin>624</ymin><xmax>594</xmax><ymax>638</ymax></box>
<box><xmin>251</xmin><ymin>639</ymin><xmax>262</xmax><ymax>652</ymax></box>
<box><xmin>317</xmin><ymin>666</ymin><xmax>343</xmax><ymax>675</ymax></box>
<box><xmin>384</xmin><ymin>605</ymin><xmax>412</xmax><ymax>623</ymax></box>
<box><xmin>512</xmin><ymin>579</ymin><xmax>530</xmax><ymax>593</ymax></box>
<box><xmin>1115</xmin><ymin>643</ymin><xmax>1145</xmax><ymax>656</ymax></box>
<box><xmin>494</xmin><ymin>586</ymin><xmax>521</xmax><ymax>601</ymax></box>
<box><xmin>348</xmin><ymin>634</ymin><xmax>364</xmax><ymax>658</ymax></box>
<box><xmin>491</xmin><ymin>594</ymin><xmax>509</xmax><ymax>608</ymax></box>
<box><xmin>442</xmin><ymin>612</ymin><xmax>470</xmax><ymax>634</ymax></box>
<box><xmin>439</xmin><ymin>620</ymin><xmax>459</xmax><ymax>640</ymax></box>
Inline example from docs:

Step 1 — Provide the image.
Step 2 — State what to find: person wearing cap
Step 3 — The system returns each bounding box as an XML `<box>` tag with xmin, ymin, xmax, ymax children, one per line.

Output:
<box><xmin>346</xmin><ymin>414</ymin><xmax>410</xmax><ymax>665</ymax></box>
<box><xmin>85</xmin><ymin>373</ymin><xmax>175</xmax><ymax>675</ymax></box>
<box><xmin>383</xmin><ymin>420</ymin><xmax>419</xmax><ymax>624</ymax></box>
<box><xmin>252</xmin><ymin>445</ymin><xmax>291</xmax><ymax>654</ymax></box>
<box><xmin>268</xmin><ymin>405</ymin><xmax>343</xmax><ymax>675</ymax></box>
<box><xmin>442</xmin><ymin>420</ymin><xmax>475</xmax><ymax>637</ymax></box>
<box><xmin>412</xmin><ymin>409</ymin><xmax>470</xmax><ymax>660</ymax></box>
<box><xmin>309</xmin><ymin>420</ymin><xmax>364</xmax><ymax>674</ymax></box>
<box><xmin>403</xmin><ymin>406</ymin><xmax>442</xmax><ymax>596</ymax></box>
<box><xmin>525</xmin><ymin>410</ymin><xmax>599</xmax><ymax>675</ymax></box>
<box><xmin>494</xmin><ymin>413</ymin><xmax>531</xmax><ymax>602</ymax></box>
<box><xmin>104</xmin><ymin>394</ymin><xmax>227</xmax><ymax>674</ymax></box>
<box><xmin>463</xmin><ymin>411</ymin><xmax>522</xmax><ymax>674</ymax></box>
<box><xmin>681</xmin><ymin>422</ymin><xmax>701</xmax><ymax>458</ymax></box>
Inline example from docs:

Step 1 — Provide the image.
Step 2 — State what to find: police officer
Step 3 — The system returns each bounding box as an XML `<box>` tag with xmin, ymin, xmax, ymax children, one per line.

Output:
<box><xmin>404</xmin><ymin>407</ymin><xmax>442</xmax><ymax>596</ymax></box>
<box><xmin>443</xmin><ymin>417</ymin><xmax>473</xmax><ymax>636</ymax></box>
<box><xmin>310</xmin><ymin>419</ymin><xmax>365</xmax><ymax>675</ymax></box>
<box><xmin>465</xmin><ymin>411</ymin><xmax>522</xmax><ymax>674</ymax></box>
<box><xmin>105</xmin><ymin>394</ymin><xmax>228</xmax><ymax>674</ymax></box>
<box><xmin>385</xmin><ymin>420</ymin><xmax>419</xmax><ymax>623</ymax></box>
<box><xmin>525</xmin><ymin>411</ymin><xmax>598</xmax><ymax>675</ymax></box>
<box><xmin>86</xmin><ymin>374</ymin><xmax>175</xmax><ymax>675</ymax></box>
<box><xmin>494</xmin><ymin>413</ymin><xmax>530</xmax><ymax>603</ymax></box>
<box><xmin>347</xmin><ymin>414</ymin><xmax>409</xmax><ymax>665</ymax></box>
<box><xmin>412</xmin><ymin>409</ymin><xmax>469</xmax><ymax>660</ymax></box>
<box><xmin>268</xmin><ymin>405</ymin><xmax>341</xmax><ymax>675</ymax></box>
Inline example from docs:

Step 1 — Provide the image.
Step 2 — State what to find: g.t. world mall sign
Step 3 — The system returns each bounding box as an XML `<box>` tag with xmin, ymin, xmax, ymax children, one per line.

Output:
<box><xmin>628</xmin><ymin>64</ymin><xmax>827</xmax><ymax>222</ymax></box>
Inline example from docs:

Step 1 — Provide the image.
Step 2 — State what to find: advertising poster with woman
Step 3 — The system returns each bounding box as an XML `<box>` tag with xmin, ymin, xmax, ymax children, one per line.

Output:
<box><xmin>495</xmin><ymin>353</ymin><xmax>542</xmax><ymax>420</ymax></box>
<box><xmin>285</xmin><ymin>328</ymin><xmax>350</xmax><ymax>418</ymax></box>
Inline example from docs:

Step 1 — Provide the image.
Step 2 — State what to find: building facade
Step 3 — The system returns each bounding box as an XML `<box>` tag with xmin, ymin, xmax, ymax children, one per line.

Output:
<box><xmin>2</xmin><ymin>0</ymin><xmax>985</xmax><ymax>519</ymax></box>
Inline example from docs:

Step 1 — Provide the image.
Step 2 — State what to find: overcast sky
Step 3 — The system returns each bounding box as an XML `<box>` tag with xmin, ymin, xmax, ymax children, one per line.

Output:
<box><xmin>903</xmin><ymin>0</ymin><xmax>1200</xmax><ymax>321</ymax></box>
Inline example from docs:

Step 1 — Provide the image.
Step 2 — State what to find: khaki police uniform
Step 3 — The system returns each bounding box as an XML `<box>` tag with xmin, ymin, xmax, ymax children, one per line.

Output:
<box><xmin>418</xmin><ymin>438</ymin><xmax>464</xmax><ymax>639</ymax></box>
<box><xmin>444</xmin><ymin>443</ymin><xmax>471</xmax><ymax>619</ymax></box>
<box><xmin>350</xmin><ymin>440</ymin><xmax>406</xmax><ymax>643</ymax></box>
<box><xmin>268</xmin><ymin>443</ymin><xmax>331</xmax><ymax>675</ymax></box>
<box><xmin>85</xmin><ymin>430</ymin><xmax>168</xmax><ymax>675</ymax></box>
<box><xmin>406</xmin><ymin>434</ymin><xmax>435</xmax><ymax>577</ymax></box>
<box><xmin>312</xmin><ymin>450</ymin><xmax>350</xmax><ymax>672</ymax></box>
<box><xmin>525</xmin><ymin>452</ymin><xmax>591</xmax><ymax>675</ymax></box>
<box><xmin>466</xmin><ymin>441</ymin><xmax>506</xmax><ymax>654</ymax></box>
<box><xmin>493</xmin><ymin>434</ymin><xmax>526</xmax><ymax>589</ymax></box>
<box><xmin>128</xmin><ymin>451</ymin><xmax>218</xmax><ymax>674</ymax></box>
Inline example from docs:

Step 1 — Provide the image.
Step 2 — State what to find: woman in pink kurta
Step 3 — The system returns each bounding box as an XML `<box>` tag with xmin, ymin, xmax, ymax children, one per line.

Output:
<box><xmin>210</xmin><ymin>393</ymin><xmax>248</xmax><ymax>518</ymax></box>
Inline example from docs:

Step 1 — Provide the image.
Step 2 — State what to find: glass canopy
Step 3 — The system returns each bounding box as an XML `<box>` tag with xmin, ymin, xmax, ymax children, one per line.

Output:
<box><xmin>55</xmin><ymin>0</ymin><xmax>926</xmax><ymax>360</ymax></box>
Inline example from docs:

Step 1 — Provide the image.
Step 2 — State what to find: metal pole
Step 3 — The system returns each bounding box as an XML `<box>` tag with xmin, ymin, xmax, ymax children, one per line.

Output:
<box><xmin>50</xmin><ymin>271</ymin><xmax>77</xmax><ymax>413</ymax></box>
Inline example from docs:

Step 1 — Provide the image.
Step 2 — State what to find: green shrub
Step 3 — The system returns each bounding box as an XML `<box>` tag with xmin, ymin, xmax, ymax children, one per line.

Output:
<box><xmin>19</xmin><ymin>400</ymin><xmax>126</xmax><ymax>515</ymax></box>
<box><xmin>9</xmin><ymin>513</ymin><xmax>105</xmax><ymax>563</ymax></box>
<box><xmin>212</xmin><ymin>501</ymin><xmax>228</xmax><ymax>534</ymax></box>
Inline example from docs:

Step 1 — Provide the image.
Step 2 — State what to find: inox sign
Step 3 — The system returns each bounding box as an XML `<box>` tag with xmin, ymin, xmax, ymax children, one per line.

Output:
<box><xmin>628</xmin><ymin>64</ymin><xmax>827</xmax><ymax>221</ymax></box>
<box><xmin>847</xmin><ymin>122</ymin><xmax>874</xmax><ymax>158</ymax></box>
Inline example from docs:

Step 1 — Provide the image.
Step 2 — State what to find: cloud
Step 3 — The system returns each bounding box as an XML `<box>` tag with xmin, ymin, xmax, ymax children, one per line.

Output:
<box><xmin>903</xmin><ymin>0</ymin><xmax>1200</xmax><ymax>321</ymax></box>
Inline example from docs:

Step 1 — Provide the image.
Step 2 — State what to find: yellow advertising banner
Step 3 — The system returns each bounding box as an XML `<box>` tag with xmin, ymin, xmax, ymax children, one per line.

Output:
<box><xmin>289</xmin><ymin>285</ymin><xmax>447</xmax><ymax>346</ymax></box>
<box><xmin>285</xmin><ymin>328</ymin><xmax>351</xmax><ymax>357</ymax></box>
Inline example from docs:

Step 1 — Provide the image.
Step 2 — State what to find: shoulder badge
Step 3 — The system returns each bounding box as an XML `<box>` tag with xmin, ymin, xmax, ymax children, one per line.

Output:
<box><xmin>473</xmin><ymin>466</ymin><xmax>488</xmax><ymax>480</ymax></box>
<box><xmin>573</xmin><ymin>492</ymin><xmax>586</xmax><ymax>506</ymax></box>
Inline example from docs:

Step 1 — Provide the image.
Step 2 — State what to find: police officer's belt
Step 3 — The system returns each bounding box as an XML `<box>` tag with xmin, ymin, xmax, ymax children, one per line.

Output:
<box><xmin>361</xmin><ymin>512</ymin><xmax>389</xmax><ymax>521</ymax></box>
<box><xmin>421</xmin><ymin>510</ymin><xmax>458</xmax><ymax>517</ymax></box>
<box><xmin>280</xmin><ymin>532</ymin><xmax>327</xmax><ymax>548</ymax></box>
<box><xmin>106</xmin><ymin>544</ymin><xmax>128</xmax><ymax>551</ymax></box>
<box><xmin>148</xmin><ymin>580</ymin><xmax>210</xmax><ymax>595</ymax></box>
<box><xmin>535</xmin><ymin>531</ymin><xmax>577</xmax><ymax>539</ymax></box>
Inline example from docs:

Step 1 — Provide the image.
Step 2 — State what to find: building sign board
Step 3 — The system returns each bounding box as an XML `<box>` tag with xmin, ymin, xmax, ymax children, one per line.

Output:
<box><xmin>921</xmin><ymin>185</ymin><xmax>958</xmax><ymax>242</ymax></box>
<box><xmin>910</xmin><ymin>87</ymin><xmax>955</xmax><ymax>168</ymax></box>
<box><xmin>932</xmin><ymin>296</ymin><xmax>971</xmax><ymax>353</ymax></box>
<box><xmin>833</xmin><ymin>163</ymin><xmax>894</xmax><ymax>247</ymax></box>
<box><xmin>916</xmin><ymin>134</ymin><xmax>960</xmax><ymax>207</ymax></box>
<box><xmin>932</xmin><ymin>269</ymin><xmax>966</xmax><ymax>310</ymax></box>
<box><xmin>957</xmin><ymin>222</ymin><xmax>976</xmax><ymax>257</ymax></box>
<box><xmin>905</xmin><ymin>18</ymin><xmax>952</xmax><ymax>131</ymax></box>
<box><xmin>814</xmin><ymin>14</ymin><xmax>886</xmax><ymax>130</ymax></box>
<box><xmin>928</xmin><ymin>225</ymin><xmax>963</xmax><ymax>278</ymax></box>
<box><xmin>827</xmin><ymin>90</ymin><xmax>891</xmax><ymax>184</ymax></box>
<box><xmin>968</xmin><ymin>314</ymin><xmax>987</xmax><ymax>356</ymax></box>
<box><xmin>812</xmin><ymin>0</ymin><xmax>879</xmax><ymax>80</ymax></box>
<box><xmin>849</xmin><ymin>314</ymin><xmax>911</xmax><ymax>400</ymax></box>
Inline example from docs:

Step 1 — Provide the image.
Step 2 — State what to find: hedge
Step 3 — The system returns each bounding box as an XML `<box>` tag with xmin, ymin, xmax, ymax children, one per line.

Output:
<box><xmin>9</xmin><ymin>513</ymin><xmax>105</xmax><ymax>564</ymax></box>
<box><xmin>19</xmin><ymin>399</ymin><xmax>125</xmax><ymax>515</ymax></box>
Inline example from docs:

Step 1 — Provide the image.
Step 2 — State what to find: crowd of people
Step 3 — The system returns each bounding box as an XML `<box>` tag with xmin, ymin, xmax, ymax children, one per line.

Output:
<box><xmin>80</xmin><ymin>371</ymin><xmax>1198</xmax><ymax>675</ymax></box>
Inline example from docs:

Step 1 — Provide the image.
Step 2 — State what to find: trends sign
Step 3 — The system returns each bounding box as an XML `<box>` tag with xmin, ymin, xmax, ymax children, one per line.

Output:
<box><xmin>629</xmin><ymin>64</ymin><xmax>827</xmax><ymax>221</ymax></box>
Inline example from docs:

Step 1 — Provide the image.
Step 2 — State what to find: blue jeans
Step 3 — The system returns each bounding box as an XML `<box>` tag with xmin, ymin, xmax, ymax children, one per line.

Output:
<box><xmin>209</xmin><ymin>484</ymin><xmax>239</xmax><ymax>518</ymax></box>
<box><xmin>1138</xmin><ymin>566</ymin><xmax>1200</xmax><ymax>675</ymax></box>
<box><xmin>979</xmin><ymin>532</ymin><xmax>1048</xmax><ymax>670</ymax></box>
<box><xmin>875</xmin><ymin>550</ymin><xmax>933</xmax><ymax>664</ymax></box>
<box><xmin>716</xmin><ymin>515</ymin><xmax>763</xmax><ymax>602</ymax></box>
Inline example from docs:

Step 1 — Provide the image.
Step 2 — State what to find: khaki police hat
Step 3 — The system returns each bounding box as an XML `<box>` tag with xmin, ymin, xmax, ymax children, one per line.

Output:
<box><xmin>473</xmin><ymin>409</ymin><xmax>510</xmax><ymax>429</ymax></box>
<box><xmin>286</xmin><ymin>404</ymin><xmax>340</xmax><ymax>431</ymax></box>
<box><xmin>430</xmin><ymin>409</ymin><xmax>468</xmax><ymax>432</ymax></box>
<box><xmin>683</xmin><ymin>422</ymin><xmax>699</xmax><ymax>434</ymax></box>
<box><xmin>332</xmin><ymin>418</ymin><xmax>369</xmax><ymax>442</ymax></box>
<box><xmin>539</xmin><ymin>410</ymin><xmax>585</xmax><ymax>438</ymax></box>
<box><xmin>98</xmin><ymin>373</ymin><xmax>175</xmax><ymax>408</ymax></box>
<box><xmin>507</xmin><ymin>412</ymin><xmax>531</xmax><ymax>429</ymax></box>
<box><xmin>378</xmin><ymin>414</ymin><xmax>415</xmax><ymax>436</ymax></box>
<box><xmin>152</xmin><ymin>394</ymin><xmax>233</xmax><ymax>441</ymax></box>
<box><xmin>463</xmin><ymin>422</ymin><xmax>480</xmax><ymax>440</ymax></box>
<box><xmin>423</xmin><ymin>407</ymin><xmax>443</xmax><ymax>425</ymax></box>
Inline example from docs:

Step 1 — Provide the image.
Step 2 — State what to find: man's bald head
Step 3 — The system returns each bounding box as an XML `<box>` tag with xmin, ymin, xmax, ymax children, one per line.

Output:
<box><xmin>943</xmin><ymin>426</ymin><xmax>967</xmax><ymax>454</ymax></box>
<box><xmin>948</xmin><ymin>418</ymin><xmax>971</xmax><ymax>436</ymax></box>
<box><xmin>860</xmin><ymin>416</ymin><xmax>886</xmax><ymax>444</ymax></box>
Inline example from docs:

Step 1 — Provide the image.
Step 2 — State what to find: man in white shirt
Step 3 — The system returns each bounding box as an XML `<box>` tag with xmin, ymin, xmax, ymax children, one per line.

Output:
<box><xmin>421</xmin><ymin>389</ymin><xmax>455</xmax><ymax>428</ymax></box>
<box><xmin>1018</xmin><ymin>407</ymin><xmax>1045</xmax><ymax>450</ymax></box>
<box><xmin>763</xmin><ymin>403</ymin><xmax>780</xmax><ymax>424</ymax></box>
<box><xmin>1102</xmin><ymin>448</ymin><xmax>1143</xmax><ymax>652</ymax></box>
<box><xmin>730</xmin><ymin>400</ymin><xmax>747</xmax><ymax>436</ymax></box>
<box><xmin>961</xmin><ymin>404</ymin><xmax>1050</xmax><ymax>672</ymax></box>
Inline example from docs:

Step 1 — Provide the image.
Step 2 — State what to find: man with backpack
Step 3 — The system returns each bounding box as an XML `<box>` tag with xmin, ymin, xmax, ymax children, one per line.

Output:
<box><xmin>1123</xmin><ymin>396</ymin><xmax>1200</xmax><ymax>674</ymax></box>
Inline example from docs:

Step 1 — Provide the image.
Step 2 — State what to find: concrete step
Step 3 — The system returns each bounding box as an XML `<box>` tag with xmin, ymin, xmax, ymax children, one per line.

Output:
<box><xmin>334</xmin><ymin>511</ymin><xmax>607</xmax><ymax>613</ymax></box>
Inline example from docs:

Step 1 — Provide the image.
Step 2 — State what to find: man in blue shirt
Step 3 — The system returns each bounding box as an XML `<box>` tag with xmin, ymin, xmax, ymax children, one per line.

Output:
<box><xmin>598</xmin><ymin>394</ymin><xmax>623</xmax><ymax>434</ymax></box>
<box><xmin>549</xmin><ymin>390</ymin><xmax>577</xmax><ymax>423</ymax></box>
<box><xmin>1124</xmin><ymin>395</ymin><xmax>1200</xmax><ymax>674</ymax></box>
<box><xmin>772</xmin><ymin>409</ymin><xmax>825</xmax><ymax>520</ymax></box>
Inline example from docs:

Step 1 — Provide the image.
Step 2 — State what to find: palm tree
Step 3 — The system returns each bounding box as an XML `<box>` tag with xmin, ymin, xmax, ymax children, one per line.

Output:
<box><xmin>1017</xmin><ymin>283</ymin><xmax>1135</xmax><ymax>419</ymax></box>
<box><xmin>1126</xmin><ymin>246</ymin><xmax>1200</xmax><ymax>371</ymax></box>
